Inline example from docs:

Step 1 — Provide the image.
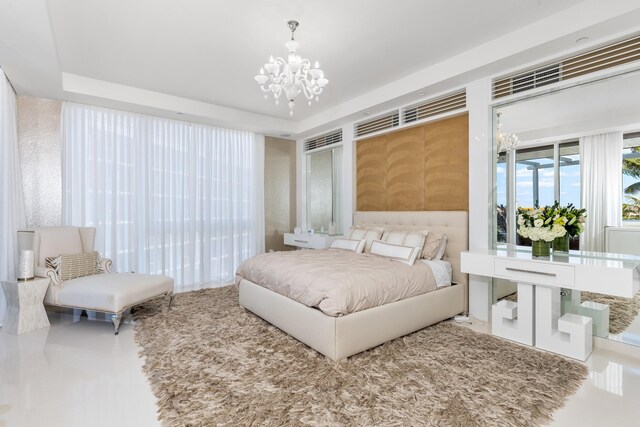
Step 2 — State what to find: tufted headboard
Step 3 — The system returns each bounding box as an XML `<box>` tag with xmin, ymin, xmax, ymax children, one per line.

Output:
<box><xmin>353</xmin><ymin>211</ymin><xmax>469</xmax><ymax>310</ymax></box>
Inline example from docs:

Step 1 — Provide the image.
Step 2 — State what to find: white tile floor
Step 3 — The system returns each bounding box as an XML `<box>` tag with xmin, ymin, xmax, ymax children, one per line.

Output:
<box><xmin>1</xmin><ymin>313</ymin><xmax>640</xmax><ymax>427</ymax></box>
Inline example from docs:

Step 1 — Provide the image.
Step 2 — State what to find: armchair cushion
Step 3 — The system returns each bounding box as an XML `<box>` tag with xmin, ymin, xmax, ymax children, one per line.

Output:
<box><xmin>44</xmin><ymin>272</ymin><xmax>174</xmax><ymax>313</ymax></box>
<box><xmin>46</xmin><ymin>251</ymin><xmax>101</xmax><ymax>281</ymax></box>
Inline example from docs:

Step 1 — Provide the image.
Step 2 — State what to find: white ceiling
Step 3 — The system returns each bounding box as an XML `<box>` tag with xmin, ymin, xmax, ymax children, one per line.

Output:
<box><xmin>2</xmin><ymin>0</ymin><xmax>640</xmax><ymax>137</ymax></box>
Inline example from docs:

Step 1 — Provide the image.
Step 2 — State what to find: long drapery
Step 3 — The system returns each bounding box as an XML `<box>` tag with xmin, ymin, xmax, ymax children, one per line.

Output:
<box><xmin>0</xmin><ymin>69</ymin><xmax>26</xmax><ymax>324</ymax></box>
<box><xmin>62</xmin><ymin>102</ymin><xmax>264</xmax><ymax>290</ymax></box>
<box><xmin>580</xmin><ymin>131</ymin><xmax>623</xmax><ymax>252</ymax></box>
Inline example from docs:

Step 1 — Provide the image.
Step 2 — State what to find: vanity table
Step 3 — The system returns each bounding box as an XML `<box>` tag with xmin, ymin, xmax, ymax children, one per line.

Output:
<box><xmin>461</xmin><ymin>247</ymin><xmax>640</xmax><ymax>360</ymax></box>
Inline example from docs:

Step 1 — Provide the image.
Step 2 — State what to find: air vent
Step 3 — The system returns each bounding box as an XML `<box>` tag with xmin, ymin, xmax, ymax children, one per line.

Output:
<box><xmin>355</xmin><ymin>111</ymin><xmax>400</xmax><ymax>137</ymax></box>
<box><xmin>403</xmin><ymin>90</ymin><xmax>466</xmax><ymax>124</ymax></box>
<box><xmin>304</xmin><ymin>129</ymin><xmax>342</xmax><ymax>152</ymax></box>
<box><xmin>493</xmin><ymin>33</ymin><xmax>640</xmax><ymax>99</ymax></box>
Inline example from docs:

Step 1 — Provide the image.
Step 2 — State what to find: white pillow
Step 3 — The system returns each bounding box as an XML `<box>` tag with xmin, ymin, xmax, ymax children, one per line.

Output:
<box><xmin>330</xmin><ymin>238</ymin><xmax>366</xmax><ymax>253</ymax></box>
<box><xmin>381</xmin><ymin>230</ymin><xmax>427</xmax><ymax>253</ymax></box>
<box><xmin>347</xmin><ymin>226</ymin><xmax>385</xmax><ymax>253</ymax></box>
<box><xmin>370</xmin><ymin>240</ymin><xmax>420</xmax><ymax>266</ymax></box>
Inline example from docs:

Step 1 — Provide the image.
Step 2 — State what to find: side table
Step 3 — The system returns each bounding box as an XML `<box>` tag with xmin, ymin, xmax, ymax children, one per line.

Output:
<box><xmin>1</xmin><ymin>278</ymin><xmax>50</xmax><ymax>335</ymax></box>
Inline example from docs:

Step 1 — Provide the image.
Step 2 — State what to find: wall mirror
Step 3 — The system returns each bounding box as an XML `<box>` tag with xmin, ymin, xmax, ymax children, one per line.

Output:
<box><xmin>306</xmin><ymin>146</ymin><xmax>343</xmax><ymax>235</ymax></box>
<box><xmin>491</xmin><ymin>68</ymin><xmax>640</xmax><ymax>347</ymax></box>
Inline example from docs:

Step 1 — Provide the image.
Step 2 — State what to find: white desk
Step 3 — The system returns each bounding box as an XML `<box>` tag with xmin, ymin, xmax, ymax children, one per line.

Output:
<box><xmin>284</xmin><ymin>233</ymin><xmax>339</xmax><ymax>249</ymax></box>
<box><xmin>461</xmin><ymin>247</ymin><xmax>640</xmax><ymax>360</ymax></box>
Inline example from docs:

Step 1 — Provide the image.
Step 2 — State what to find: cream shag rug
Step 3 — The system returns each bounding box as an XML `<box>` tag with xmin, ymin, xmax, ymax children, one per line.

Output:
<box><xmin>134</xmin><ymin>286</ymin><xmax>587</xmax><ymax>427</ymax></box>
<box><xmin>581</xmin><ymin>291</ymin><xmax>640</xmax><ymax>335</ymax></box>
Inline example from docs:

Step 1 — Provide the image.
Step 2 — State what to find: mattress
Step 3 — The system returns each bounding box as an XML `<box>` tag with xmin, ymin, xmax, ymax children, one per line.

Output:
<box><xmin>236</xmin><ymin>248</ymin><xmax>440</xmax><ymax>317</ymax></box>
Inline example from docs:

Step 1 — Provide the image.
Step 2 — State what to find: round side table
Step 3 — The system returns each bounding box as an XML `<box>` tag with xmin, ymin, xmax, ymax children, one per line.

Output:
<box><xmin>1</xmin><ymin>278</ymin><xmax>50</xmax><ymax>335</ymax></box>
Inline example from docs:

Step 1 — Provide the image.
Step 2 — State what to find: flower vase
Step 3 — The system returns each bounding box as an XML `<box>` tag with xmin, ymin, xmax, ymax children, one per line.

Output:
<box><xmin>553</xmin><ymin>235</ymin><xmax>570</xmax><ymax>253</ymax></box>
<box><xmin>532</xmin><ymin>240</ymin><xmax>550</xmax><ymax>258</ymax></box>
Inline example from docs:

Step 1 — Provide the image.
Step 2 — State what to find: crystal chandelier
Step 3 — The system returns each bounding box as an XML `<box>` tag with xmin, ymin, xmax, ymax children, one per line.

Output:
<box><xmin>496</xmin><ymin>112</ymin><xmax>519</xmax><ymax>153</ymax></box>
<box><xmin>254</xmin><ymin>20</ymin><xmax>329</xmax><ymax>116</ymax></box>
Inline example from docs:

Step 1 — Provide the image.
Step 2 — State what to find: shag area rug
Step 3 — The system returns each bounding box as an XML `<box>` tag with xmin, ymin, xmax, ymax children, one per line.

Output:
<box><xmin>505</xmin><ymin>291</ymin><xmax>640</xmax><ymax>335</ymax></box>
<box><xmin>134</xmin><ymin>286</ymin><xmax>587</xmax><ymax>427</ymax></box>
<box><xmin>581</xmin><ymin>291</ymin><xmax>640</xmax><ymax>335</ymax></box>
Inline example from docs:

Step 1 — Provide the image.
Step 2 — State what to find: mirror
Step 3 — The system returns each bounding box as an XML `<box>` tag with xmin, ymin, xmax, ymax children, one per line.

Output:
<box><xmin>491</xmin><ymin>69</ymin><xmax>640</xmax><ymax>346</ymax></box>
<box><xmin>306</xmin><ymin>146</ymin><xmax>343</xmax><ymax>235</ymax></box>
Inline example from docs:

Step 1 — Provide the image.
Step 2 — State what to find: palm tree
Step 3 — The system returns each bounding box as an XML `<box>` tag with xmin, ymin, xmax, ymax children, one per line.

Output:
<box><xmin>623</xmin><ymin>147</ymin><xmax>640</xmax><ymax>220</ymax></box>
<box><xmin>623</xmin><ymin>195</ymin><xmax>640</xmax><ymax>220</ymax></box>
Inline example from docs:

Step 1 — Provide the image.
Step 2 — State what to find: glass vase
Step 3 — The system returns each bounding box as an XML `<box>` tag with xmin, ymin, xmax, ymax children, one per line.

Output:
<box><xmin>553</xmin><ymin>235</ymin><xmax>570</xmax><ymax>253</ymax></box>
<box><xmin>532</xmin><ymin>240</ymin><xmax>550</xmax><ymax>257</ymax></box>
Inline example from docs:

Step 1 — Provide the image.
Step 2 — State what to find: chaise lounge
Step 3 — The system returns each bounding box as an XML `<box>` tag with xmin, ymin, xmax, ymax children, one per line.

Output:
<box><xmin>32</xmin><ymin>226</ymin><xmax>174</xmax><ymax>334</ymax></box>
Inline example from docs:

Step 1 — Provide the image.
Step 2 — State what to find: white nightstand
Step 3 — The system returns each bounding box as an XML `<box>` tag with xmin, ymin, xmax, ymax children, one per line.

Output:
<box><xmin>284</xmin><ymin>233</ymin><xmax>340</xmax><ymax>249</ymax></box>
<box><xmin>1</xmin><ymin>278</ymin><xmax>50</xmax><ymax>335</ymax></box>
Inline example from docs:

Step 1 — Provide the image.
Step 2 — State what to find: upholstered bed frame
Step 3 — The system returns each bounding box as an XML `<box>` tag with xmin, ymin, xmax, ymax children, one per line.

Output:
<box><xmin>239</xmin><ymin>211</ymin><xmax>469</xmax><ymax>361</ymax></box>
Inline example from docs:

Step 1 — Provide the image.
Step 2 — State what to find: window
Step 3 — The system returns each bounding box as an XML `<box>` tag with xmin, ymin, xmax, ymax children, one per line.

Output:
<box><xmin>559</xmin><ymin>142</ymin><xmax>580</xmax><ymax>208</ymax></box>
<box><xmin>498</xmin><ymin>142</ymin><xmax>581</xmax><ymax>248</ymax></box>
<box><xmin>515</xmin><ymin>146</ymin><xmax>555</xmax><ymax>209</ymax></box>
<box><xmin>496</xmin><ymin>153</ymin><xmax>507</xmax><ymax>243</ymax></box>
<box><xmin>623</xmin><ymin>134</ymin><xmax>640</xmax><ymax>221</ymax></box>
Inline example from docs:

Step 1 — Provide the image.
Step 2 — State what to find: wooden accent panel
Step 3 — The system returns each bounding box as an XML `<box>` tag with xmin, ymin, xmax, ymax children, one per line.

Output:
<box><xmin>356</xmin><ymin>113</ymin><xmax>469</xmax><ymax>212</ymax></box>
<box><xmin>356</xmin><ymin>135</ymin><xmax>387</xmax><ymax>211</ymax></box>
<box><xmin>386</xmin><ymin>126</ymin><xmax>425</xmax><ymax>210</ymax></box>
<box><xmin>424</xmin><ymin>114</ymin><xmax>469</xmax><ymax>211</ymax></box>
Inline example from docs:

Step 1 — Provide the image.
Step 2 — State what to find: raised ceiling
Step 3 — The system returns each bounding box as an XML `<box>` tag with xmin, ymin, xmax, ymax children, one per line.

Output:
<box><xmin>2</xmin><ymin>0</ymin><xmax>640</xmax><ymax>136</ymax></box>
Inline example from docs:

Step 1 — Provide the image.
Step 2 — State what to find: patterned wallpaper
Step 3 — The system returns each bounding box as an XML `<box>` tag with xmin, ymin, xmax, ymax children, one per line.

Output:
<box><xmin>17</xmin><ymin>96</ymin><xmax>62</xmax><ymax>228</ymax></box>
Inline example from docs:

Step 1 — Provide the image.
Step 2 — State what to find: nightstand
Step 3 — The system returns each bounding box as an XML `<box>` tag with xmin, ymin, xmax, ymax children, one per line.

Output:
<box><xmin>284</xmin><ymin>233</ymin><xmax>340</xmax><ymax>249</ymax></box>
<box><xmin>1</xmin><ymin>278</ymin><xmax>50</xmax><ymax>335</ymax></box>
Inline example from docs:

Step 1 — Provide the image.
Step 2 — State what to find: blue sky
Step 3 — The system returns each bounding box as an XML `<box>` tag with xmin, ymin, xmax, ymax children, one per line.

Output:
<box><xmin>496</xmin><ymin>153</ymin><xmax>639</xmax><ymax>209</ymax></box>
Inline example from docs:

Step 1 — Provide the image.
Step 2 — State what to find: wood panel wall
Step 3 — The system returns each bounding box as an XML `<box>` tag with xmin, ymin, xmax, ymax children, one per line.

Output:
<box><xmin>356</xmin><ymin>113</ymin><xmax>468</xmax><ymax>211</ymax></box>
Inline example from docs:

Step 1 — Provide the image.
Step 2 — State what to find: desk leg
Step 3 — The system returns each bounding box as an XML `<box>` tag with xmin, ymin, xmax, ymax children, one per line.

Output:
<box><xmin>492</xmin><ymin>282</ymin><xmax>534</xmax><ymax>346</ymax></box>
<box><xmin>536</xmin><ymin>286</ymin><xmax>592</xmax><ymax>361</ymax></box>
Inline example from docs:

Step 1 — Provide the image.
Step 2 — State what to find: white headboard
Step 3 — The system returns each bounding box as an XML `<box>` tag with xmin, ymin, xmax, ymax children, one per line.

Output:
<box><xmin>353</xmin><ymin>210</ymin><xmax>469</xmax><ymax>289</ymax></box>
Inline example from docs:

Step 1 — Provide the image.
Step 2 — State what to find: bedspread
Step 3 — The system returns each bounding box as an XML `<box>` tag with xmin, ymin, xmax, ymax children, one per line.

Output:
<box><xmin>236</xmin><ymin>249</ymin><xmax>437</xmax><ymax>316</ymax></box>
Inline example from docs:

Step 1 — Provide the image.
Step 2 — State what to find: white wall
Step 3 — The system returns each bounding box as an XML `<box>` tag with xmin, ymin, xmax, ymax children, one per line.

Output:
<box><xmin>466</xmin><ymin>78</ymin><xmax>493</xmax><ymax>321</ymax></box>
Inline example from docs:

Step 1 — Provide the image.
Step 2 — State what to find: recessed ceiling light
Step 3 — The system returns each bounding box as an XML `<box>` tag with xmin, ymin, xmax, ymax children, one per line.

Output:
<box><xmin>280</xmin><ymin>133</ymin><xmax>291</xmax><ymax>138</ymax></box>
<box><xmin>364</xmin><ymin>111</ymin><xmax>372</xmax><ymax>116</ymax></box>
<box><xmin>576</xmin><ymin>36</ymin><xmax>589</xmax><ymax>44</ymax></box>
<box><xmin>417</xmin><ymin>92</ymin><xmax>425</xmax><ymax>96</ymax></box>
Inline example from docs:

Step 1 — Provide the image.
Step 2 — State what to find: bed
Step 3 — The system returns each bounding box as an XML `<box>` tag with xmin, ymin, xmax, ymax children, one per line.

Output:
<box><xmin>238</xmin><ymin>211</ymin><xmax>468</xmax><ymax>361</ymax></box>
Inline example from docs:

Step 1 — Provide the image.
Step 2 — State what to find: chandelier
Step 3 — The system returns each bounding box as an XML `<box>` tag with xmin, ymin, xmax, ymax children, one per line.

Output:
<box><xmin>496</xmin><ymin>112</ymin><xmax>519</xmax><ymax>153</ymax></box>
<box><xmin>254</xmin><ymin>20</ymin><xmax>329</xmax><ymax>116</ymax></box>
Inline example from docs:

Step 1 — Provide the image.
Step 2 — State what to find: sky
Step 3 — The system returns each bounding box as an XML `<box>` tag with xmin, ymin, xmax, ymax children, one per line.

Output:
<box><xmin>496</xmin><ymin>152</ymin><xmax>639</xmax><ymax>209</ymax></box>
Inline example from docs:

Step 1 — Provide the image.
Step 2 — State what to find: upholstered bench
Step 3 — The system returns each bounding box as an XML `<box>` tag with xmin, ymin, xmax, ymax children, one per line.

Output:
<box><xmin>33</xmin><ymin>226</ymin><xmax>174</xmax><ymax>334</ymax></box>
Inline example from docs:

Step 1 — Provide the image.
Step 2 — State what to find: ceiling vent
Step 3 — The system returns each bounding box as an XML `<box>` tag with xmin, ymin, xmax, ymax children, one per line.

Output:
<box><xmin>355</xmin><ymin>111</ymin><xmax>400</xmax><ymax>137</ymax></box>
<box><xmin>493</xmin><ymin>33</ymin><xmax>640</xmax><ymax>99</ymax></box>
<box><xmin>304</xmin><ymin>129</ymin><xmax>342</xmax><ymax>152</ymax></box>
<box><xmin>403</xmin><ymin>90</ymin><xmax>466</xmax><ymax>124</ymax></box>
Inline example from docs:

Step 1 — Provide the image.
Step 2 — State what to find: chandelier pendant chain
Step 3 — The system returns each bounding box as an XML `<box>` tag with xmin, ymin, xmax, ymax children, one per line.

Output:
<box><xmin>255</xmin><ymin>20</ymin><xmax>329</xmax><ymax>116</ymax></box>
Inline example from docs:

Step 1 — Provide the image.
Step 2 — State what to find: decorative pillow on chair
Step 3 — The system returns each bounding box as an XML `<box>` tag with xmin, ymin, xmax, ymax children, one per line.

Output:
<box><xmin>46</xmin><ymin>251</ymin><xmax>101</xmax><ymax>281</ymax></box>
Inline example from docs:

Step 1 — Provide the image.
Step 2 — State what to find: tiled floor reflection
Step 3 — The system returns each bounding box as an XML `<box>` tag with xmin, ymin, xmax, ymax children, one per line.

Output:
<box><xmin>0</xmin><ymin>311</ymin><xmax>159</xmax><ymax>427</ymax></box>
<box><xmin>2</xmin><ymin>312</ymin><xmax>640</xmax><ymax>426</ymax></box>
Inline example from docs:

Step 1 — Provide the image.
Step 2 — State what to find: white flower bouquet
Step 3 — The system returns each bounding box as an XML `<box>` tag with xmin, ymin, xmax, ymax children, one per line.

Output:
<box><xmin>516</xmin><ymin>205</ymin><xmax>567</xmax><ymax>242</ymax></box>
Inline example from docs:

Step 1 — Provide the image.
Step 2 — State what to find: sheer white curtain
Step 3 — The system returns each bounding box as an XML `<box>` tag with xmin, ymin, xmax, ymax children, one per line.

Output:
<box><xmin>62</xmin><ymin>102</ymin><xmax>264</xmax><ymax>290</ymax></box>
<box><xmin>0</xmin><ymin>69</ymin><xmax>26</xmax><ymax>324</ymax></box>
<box><xmin>580</xmin><ymin>131</ymin><xmax>623</xmax><ymax>252</ymax></box>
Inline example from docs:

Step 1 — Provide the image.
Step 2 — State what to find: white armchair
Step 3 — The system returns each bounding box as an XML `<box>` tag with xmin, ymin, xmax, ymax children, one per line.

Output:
<box><xmin>33</xmin><ymin>226</ymin><xmax>174</xmax><ymax>334</ymax></box>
